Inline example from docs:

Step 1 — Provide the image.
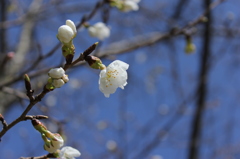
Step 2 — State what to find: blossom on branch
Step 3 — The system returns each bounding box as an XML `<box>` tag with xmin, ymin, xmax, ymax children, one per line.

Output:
<box><xmin>110</xmin><ymin>0</ymin><xmax>140</xmax><ymax>12</ymax></box>
<box><xmin>99</xmin><ymin>60</ymin><xmax>129</xmax><ymax>97</ymax></box>
<box><xmin>59</xmin><ymin>146</ymin><xmax>81</xmax><ymax>159</ymax></box>
<box><xmin>47</xmin><ymin>67</ymin><xmax>69</xmax><ymax>89</ymax></box>
<box><xmin>57</xmin><ymin>20</ymin><xmax>77</xmax><ymax>44</ymax></box>
<box><xmin>88</xmin><ymin>22</ymin><xmax>110</xmax><ymax>40</ymax></box>
<box><xmin>48</xmin><ymin>67</ymin><xmax>65</xmax><ymax>79</ymax></box>
<box><xmin>121</xmin><ymin>0</ymin><xmax>140</xmax><ymax>12</ymax></box>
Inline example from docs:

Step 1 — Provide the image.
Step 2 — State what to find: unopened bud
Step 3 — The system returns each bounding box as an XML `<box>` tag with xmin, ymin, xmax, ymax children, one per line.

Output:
<box><xmin>32</xmin><ymin>119</ymin><xmax>48</xmax><ymax>133</ymax></box>
<box><xmin>185</xmin><ymin>43</ymin><xmax>196</xmax><ymax>54</ymax></box>
<box><xmin>185</xmin><ymin>36</ymin><xmax>196</xmax><ymax>54</ymax></box>
<box><xmin>82</xmin><ymin>42</ymin><xmax>99</xmax><ymax>58</ymax></box>
<box><xmin>24</xmin><ymin>74</ymin><xmax>32</xmax><ymax>91</ymax></box>
<box><xmin>85</xmin><ymin>56</ymin><xmax>106</xmax><ymax>70</ymax></box>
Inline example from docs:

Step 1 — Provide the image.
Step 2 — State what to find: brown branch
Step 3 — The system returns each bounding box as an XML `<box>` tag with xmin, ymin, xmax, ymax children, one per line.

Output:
<box><xmin>0</xmin><ymin>40</ymin><xmax>98</xmax><ymax>139</ymax></box>
<box><xmin>20</xmin><ymin>153</ymin><xmax>55</xmax><ymax>159</ymax></box>
<box><xmin>0</xmin><ymin>114</ymin><xmax>8</xmax><ymax>130</ymax></box>
<box><xmin>187</xmin><ymin>0</ymin><xmax>212</xmax><ymax>158</ymax></box>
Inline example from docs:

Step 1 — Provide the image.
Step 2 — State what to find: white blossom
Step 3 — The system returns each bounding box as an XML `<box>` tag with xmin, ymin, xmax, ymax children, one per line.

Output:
<box><xmin>59</xmin><ymin>146</ymin><xmax>81</xmax><ymax>159</ymax></box>
<box><xmin>121</xmin><ymin>0</ymin><xmax>140</xmax><ymax>12</ymax></box>
<box><xmin>99</xmin><ymin>60</ymin><xmax>129</xmax><ymax>97</ymax></box>
<box><xmin>57</xmin><ymin>20</ymin><xmax>77</xmax><ymax>43</ymax></box>
<box><xmin>88</xmin><ymin>22</ymin><xmax>110</xmax><ymax>40</ymax></box>
<box><xmin>48</xmin><ymin>67</ymin><xmax>65</xmax><ymax>79</ymax></box>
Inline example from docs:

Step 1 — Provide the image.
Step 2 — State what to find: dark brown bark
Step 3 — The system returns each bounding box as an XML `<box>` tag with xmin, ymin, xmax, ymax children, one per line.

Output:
<box><xmin>187</xmin><ymin>0</ymin><xmax>212</xmax><ymax>159</ymax></box>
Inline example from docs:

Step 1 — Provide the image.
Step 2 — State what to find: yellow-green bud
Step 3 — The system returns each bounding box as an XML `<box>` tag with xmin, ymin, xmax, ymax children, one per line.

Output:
<box><xmin>85</xmin><ymin>56</ymin><xmax>106</xmax><ymax>70</ymax></box>
<box><xmin>32</xmin><ymin>119</ymin><xmax>48</xmax><ymax>133</ymax></box>
<box><xmin>185</xmin><ymin>36</ymin><xmax>196</xmax><ymax>54</ymax></box>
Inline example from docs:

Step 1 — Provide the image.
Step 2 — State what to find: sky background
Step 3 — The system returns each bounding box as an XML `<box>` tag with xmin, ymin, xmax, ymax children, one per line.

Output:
<box><xmin>0</xmin><ymin>0</ymin><xmax>240</xmax><ymax>159</ymax></box>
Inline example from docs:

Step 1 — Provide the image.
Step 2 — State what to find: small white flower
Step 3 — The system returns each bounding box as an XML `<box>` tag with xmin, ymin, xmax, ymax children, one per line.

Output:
<box><xmin>88</xmin><ymin>22</ymin><xmax>110</xmax><ymax>40</ymax></box>
<box><xmin>57</xmin><ymin>20</ymin><xmax>77</xmax><ymax>43</ymax></box>
<box><xmin>99</xmin><ymin>60</ymin><xmax>129</xmax><ymax>97</ymax></box>
<box><xmin>52</xmin><ymin>79</ymin><xmax>65</xmax><ymax>88</ymax></box>
<box><xmin>48</xmin><ymin>67</ymin><xmax>65</xmax><ymax>79</ymax></box>
<box><xmin>121</xmin><ymin>0</ymin><xmax>140</xmax><ymax>12</ymax></box>
<box><xmin>60</xmin><ymin>146</ymin><xmax>81</xmax><ymax>159</ymax></box>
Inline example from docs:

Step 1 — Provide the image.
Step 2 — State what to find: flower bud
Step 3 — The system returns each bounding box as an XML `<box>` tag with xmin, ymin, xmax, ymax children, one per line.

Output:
<box><xmin>32</xmin><ymin>119</ymin><xmax>48</xmax><ymax>133</ymax></box>
<box><xmin>48</xmin><ymin>67</ymin><xmax>65</xmax><ymax>79</ymax></box>
<box><xmin>185</xmin><ymin>36</ymin><xmax>196</xmax><ymax>54</ymax></box>
<box><xmin>120</xmin><ymin>1</ymin><xmax>139</xmax><ymax>12</ymax></box>
<box><xmin>85</xmin><ymin>56</ymin><xmax>106</xmax><ymax>70</ymax></box>
<box><xmin>24</xmin><ymin>74</ymin><xmax>32</xmax><ymax>91</ymax></box>
<box><xmin>52</xmin><ymin>79</ymin><xmax>65</xmax><ymax>88</ymax></box>
<box><xmin>57</xmin><ymin>25</ymin><xmax>74</xmax><ymax>44</ymax></box>
<box><xmin>43</xmin><ymin>132</ymin><xmax>64</xmax><ymax>153</ymax></box>
<box><xmin>88</xmin><ymin>22</ymin><xmax>110</xmax><ymax>40</ymax></box>
<box><xmin>57</xmin><ymin>20</ymin><xmax>77</xmax><ymax>44</ymax></box>
<box><xmin>185</xmin><ymin>43</ymin><xmax>196</xmax><ymax>54</ymax></box>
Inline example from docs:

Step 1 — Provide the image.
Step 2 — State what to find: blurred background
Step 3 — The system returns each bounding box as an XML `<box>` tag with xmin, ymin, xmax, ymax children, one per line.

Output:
<box><xmin>0</xmin><ymin>0</ymin><xmax>240</xmax><ymax>159</ymax></box>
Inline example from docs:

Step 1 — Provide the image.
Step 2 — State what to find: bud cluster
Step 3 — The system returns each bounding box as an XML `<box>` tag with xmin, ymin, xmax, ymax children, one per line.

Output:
<box><xmin>47</xmin><ymin>67</ymin><xmax>69</xmax><ymax>89</ymax></box>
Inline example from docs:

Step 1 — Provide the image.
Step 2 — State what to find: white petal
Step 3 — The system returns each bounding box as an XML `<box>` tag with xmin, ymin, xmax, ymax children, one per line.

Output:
<box><xmin>60</xmin><ymin>146</ymin><xmax>81</xmax><ymax>159</ymax></box>
<box><xmin>62</xmin><ymin>74</ymin><xmax>69</xmax><ymax>83</ymax></box>
<box><xmin>122</xmin><ymin>1</ymin><xmax>139</xmax><ymax>12</ymax></box>
<box><xmin>48</xmin><ymin>67</ymin><xmax>65</xmax><ymax>78</ymax></box>
<box><xmin>58</xmin><ymin>25</ymin><xmax>74</xmax><ymax>43</ymax></box>
<box><xmin>110</xmin><ymin>60</ymin><xmax>129</xmax><ymax>70</ymax></box>
<box><xmin>66</xmin><ymin>19</ymin><xmax>77</xmax><ymax>35</ymax></box>
<box><xmin>52</xmin><ymin>79</ymin><xmax>65</xmax><ymax>88</ymax></box>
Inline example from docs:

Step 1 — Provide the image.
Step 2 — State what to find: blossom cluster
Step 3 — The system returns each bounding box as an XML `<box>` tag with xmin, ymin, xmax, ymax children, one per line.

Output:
<box><xmin>29</xmin><ymin>0</ymin><xmax>140</xmax><ymax>156</ymax></box>
<box><xmin>47</xmin><ymin>67</ymin><xmax>69</xmax><ymax>89</ymax></box>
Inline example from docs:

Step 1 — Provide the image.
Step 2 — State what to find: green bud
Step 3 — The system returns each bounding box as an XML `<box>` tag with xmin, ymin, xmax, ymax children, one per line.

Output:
<box><xmin>24</xmin><ymin>74</ymin><xmax>32</xmax><ymax>91</ymax></box>
<box><xmin>32</xmin><ymin>119</ymin><xmax>48</xmax><ymax>133</ymax></box>
<box><xmin>185</xmin><ymin>36</ymin><xmax>196</xmax><ymax>54</ymax></box>
<box><xmin>46</xmin><ymin>78</ymin><xmax>55</xmax><ymax>90</ymax></box>
<box><xmin>85</xmin><ymin>56</ymin><xmax>106</xmax><ymax>70</ymax></box>
<box><xmin>185</xmin><ymin>42</ymin><xmax>196</xmax><ymax>54</ymax></box>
